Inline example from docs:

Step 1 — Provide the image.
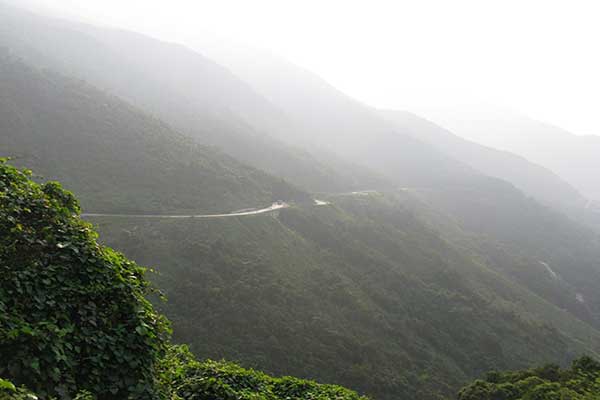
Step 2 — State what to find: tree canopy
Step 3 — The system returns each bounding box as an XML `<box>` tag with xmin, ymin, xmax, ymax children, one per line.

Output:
<box><xmin>458</xmin><ymin>357</ymin><xmax>600</xmax><ymax>400</ymax></box>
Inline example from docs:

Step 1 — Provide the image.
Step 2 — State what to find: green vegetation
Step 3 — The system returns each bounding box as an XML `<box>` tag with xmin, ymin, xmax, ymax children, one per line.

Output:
<box><xmin>0</xmin><ymin>52</ymin><xmax>307</xmax><ymax>214</ymax></box>
<box><xmin>159</xmin><ymin>345</ymin><xmax>367</xmax><ymax>400</ymax></box>
<box><xmin>3</xmin><ymin>6</ymin><xmax>600</xmax><ymax>400</ymax></box>
<box><xmin>94</xmin><ymin>191</ymin><xmax>600</xmax><ymax>400</ymax></box>
<box><xmin>458</xmin><ymin>357</ymin><xmax>600</xmax><ymax>400</ymax></box>
<box><xmin>0</xmin><ymin>160</ymin><xmax>169</xmax><ymax>398</ymax></box>
<box><xmin>0</xmin><ymin>161</ymin><xmax>365</xmax><ymax>399</ymax></box>
<box><xmin>0</xmin><ymin>3</ymin><xmax>384</xmax><ymax>195</ymax></box>
<box><xmin>406</xmin><ymin>183</ymin><xmax>600</xmax><ymax>330</ymax></box>
<box><xmin>0</xmin><ymin>377</ymin><xmax>40</xmax><ymax>400</ymax></box>
<box><xmin>0</xmin><ymin>378</ymin><xmax>93</xmax><ymax>400</ymax></box>
<box><xmin>6</xmin><ymin>161</ymin><xmax>597</xmax><ymax>399</ymax></box>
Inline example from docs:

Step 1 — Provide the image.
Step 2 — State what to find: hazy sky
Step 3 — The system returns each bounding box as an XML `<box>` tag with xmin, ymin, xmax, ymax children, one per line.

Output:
<box><xmin>22</xmin><ymin>0</ymin><xmax>600</xmax><ymax>135</ymax></box>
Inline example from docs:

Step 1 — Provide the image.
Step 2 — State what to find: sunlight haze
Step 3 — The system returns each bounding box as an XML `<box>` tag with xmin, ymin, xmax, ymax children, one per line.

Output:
<box><xmin>16</xmin><ymin>0</ymin><xmax>600</xmax><ymax>135</ymax></box>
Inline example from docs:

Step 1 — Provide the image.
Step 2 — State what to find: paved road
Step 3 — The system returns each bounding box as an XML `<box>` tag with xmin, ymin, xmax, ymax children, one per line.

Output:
<box><xmin>82</xmin><ymin>202</ymin><xmax>289</xmax><ymax>219</ymax></box>
<box><xmin>81</xmin><ymin>195</ymin><xmax>345</xmax><ymax>220</ymax></box>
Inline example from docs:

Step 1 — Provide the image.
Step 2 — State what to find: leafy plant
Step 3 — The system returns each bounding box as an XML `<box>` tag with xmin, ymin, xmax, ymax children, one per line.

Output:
<box><xmin>0</xmin><ymin>160</ymin><xmax>170</xmax><ymax>399</ymax></box>
<box><xmin>458</xmin><ymin>356</ymin><xmax>600</xmax><ymax>400</ymax></box>
<box><xmin>157</xmin><ymin>345</ymin><xmax>368</xmax><ymax>400</ymax></box>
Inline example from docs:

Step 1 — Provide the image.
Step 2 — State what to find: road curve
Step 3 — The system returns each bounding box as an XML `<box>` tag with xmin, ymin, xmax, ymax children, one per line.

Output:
<box><xmin>81</xmin><ymin>202</ymin><xmax>289</xmax><ymax>219</ymax></box>
<box><xmin>81</xmin><ymin>195</ymin><xmax>343</xmax><ymax>220</ymax></box>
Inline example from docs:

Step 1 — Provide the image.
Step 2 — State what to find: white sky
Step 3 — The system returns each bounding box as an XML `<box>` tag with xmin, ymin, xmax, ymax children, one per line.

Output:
<box><xmin>20</xmin><ymin>0</ymin><xmax>600</xmax><ymax>135</ymax></box>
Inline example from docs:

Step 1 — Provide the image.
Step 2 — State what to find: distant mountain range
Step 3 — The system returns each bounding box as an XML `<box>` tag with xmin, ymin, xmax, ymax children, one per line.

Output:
<box><xmin>3</xmin><ymin>3</ymin><xmax>600</xmax><ymax>400</ymax></box>
<box><xmin>379</xmin><ymin>110</ymin><xmax>584</xmax><ymax>209</ymax></box>
<box><xmin>418</xmin><ymin>107</ymin><xmax>600</xmax><ymax>202</ymax></box>
<box><xmin>193</xmin><ymin>39</ymin><xmax>588</xmax><ymax>211</ymax></box>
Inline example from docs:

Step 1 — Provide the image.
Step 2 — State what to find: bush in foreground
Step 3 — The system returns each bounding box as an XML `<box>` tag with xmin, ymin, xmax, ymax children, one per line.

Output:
<box><xmin>0</xmin><ymin>160</ymin><xmax>170</xmax><ymax>398</ymax></box>
<box><xmin>159</xmin><ymin>345</ymin><xmax>368</xmax><ymax>400</ymax></box>
<box><xmin>458</xmin><ymin>356</ymin><xmax>600</xmax><ymax>400</ymax></box>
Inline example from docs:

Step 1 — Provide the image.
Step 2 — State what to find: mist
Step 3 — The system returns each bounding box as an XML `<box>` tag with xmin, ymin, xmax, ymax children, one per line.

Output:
<box><xmin>2</xmin><ymin>2</ymin><xmax>600</xmax><ymax>400</ymax></box>
<box><xmin>14</xmin><ymin>0</ymin><xmax>600</xmax><ymax>136</ymax></box>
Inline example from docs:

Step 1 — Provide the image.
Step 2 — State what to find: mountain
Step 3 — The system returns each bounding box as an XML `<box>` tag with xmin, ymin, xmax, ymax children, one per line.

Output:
<box><xmin>378</xmin><ymin>110</ymin><xmax>584</xmax><ymax>209</ymax></box>
<box><xmin>417</xmin><ymin>107</ymin><xmax>600</xmax><ymax>201</ymax></box>
<box><xmin>402</xmin><ymin>182</ymin><xmax>600</xmax><ymax>330</ymax></box>
<box><xmin>0</xmin><ymin>52</ymin><xmax>307</xmax><ymax>213</ymax></box>
<box><xmin>95</xmin><ymin>189</ymin><xmax>600</xmax><ymax>400</ymax></box>
<box><xmin>0</xmin><ymin>160</ymin><xmax>365</xmax><ymax>400</ymax></box>
<box><xmin>192</xmin><ymin>42</ymin><xmax>484</xmax><ymax>189</ymax></box>
<box><xmin>5</xmin><ymin>4</ymin><xmax>600</xmax><ymax>400</ymax></box>
<box><xmin>0</xmin><ymin>3</ymin><xmax>387</xmax><ymax>193</ymax></box>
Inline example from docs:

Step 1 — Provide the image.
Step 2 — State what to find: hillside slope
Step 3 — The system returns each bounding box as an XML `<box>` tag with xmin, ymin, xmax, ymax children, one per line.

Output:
<box><xmin>0</xmin><ymin>161</ymin><xmax>365</xmax><ymax>400</ymax></box>
<box><xmin>0</xmin><ymin>53</ymin><xmax>306</xmax><ymax>213</ymax></box>
<box><xmin>379</xmin><ymin>110</ymin><xmax>583</xmax><ymax>208</ymax></box>
<box><xmin>192</xmin><ymin>41</ymin><xmax>590</xmax><ymax>207</ymax></box>
<box><xmin>419</xmin><ymin>108</ymin><xmax>600</xmax><ymax>202</ymax></box>
<box><xmin>0</xmin><ymin>3</ymin><xmax>387</xmax><ymax>193</ymax></box>
<box><xmin>403</xmin><ymin>183</ymin><xmax>600</xmax><ymax>330</ymax></box>
<box><xmin>94</xmin><ymin>193</ymin><xmax>600</xmax><ymax>400</ymax></box>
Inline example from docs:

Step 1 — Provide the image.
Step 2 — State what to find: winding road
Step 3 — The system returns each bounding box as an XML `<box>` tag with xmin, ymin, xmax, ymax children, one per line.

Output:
<box><xmin>81</xmin><ymin>202</ymin><xmax>290</xmax><ymax>219</ymax></box>
<box><xmin>80</xmin><ymin>191</ymin><xmax>378</xmax><ymax>220</ymax></box>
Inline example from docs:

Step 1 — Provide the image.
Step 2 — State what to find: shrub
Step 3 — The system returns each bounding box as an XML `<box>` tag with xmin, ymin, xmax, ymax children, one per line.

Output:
<box><xmin>0</xmin><ymin>161</ymin><xmax>170</xmax><ymax>399</ymax></box>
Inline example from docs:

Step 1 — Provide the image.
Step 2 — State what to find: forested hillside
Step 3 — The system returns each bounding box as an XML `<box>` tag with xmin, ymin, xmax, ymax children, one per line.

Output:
<box><xmin>406</xmin><ymin>183</ymin><xmax>600</xmax><ymax>329</ymax></box>
<box><xmin>458</xmin><ymin>356</ymin><xmax>600</xmax><ymax>400</ymax></box>
<box><xmin>93</xmin><ymin>191</ymin><xmax>600</xmax><ymax>400</ymax></box>
<box><xmin>0</xmin><ymin>52</ymin><xmax>307</xmax><ymax>214</ymax></box>
<box><xmin>0</xmin><ymin>161</ymin><xmax>365</xmax><ymax>400</ymax></box>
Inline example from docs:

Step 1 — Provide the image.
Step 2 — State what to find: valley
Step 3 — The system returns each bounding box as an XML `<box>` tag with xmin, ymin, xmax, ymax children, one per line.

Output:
<box><xmin>1</xmin><ymin>2</ymin><xmax>600</xmax><ymax>400</ymax></box>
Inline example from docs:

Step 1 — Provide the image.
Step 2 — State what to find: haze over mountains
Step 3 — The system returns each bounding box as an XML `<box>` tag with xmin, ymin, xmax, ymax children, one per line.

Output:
<box><xmin>2</xmin><ymin>2</ymin><xmax>600</xmax><ymax>400</ymax></box>
<box><xmin>193</xmin><ymin>42</ymin><xmax>594</xmax><ymax>211</ymax></box>
<box><xmin>419</xmin><ymin>107</ymin><xmax>600</xmax><ymax>202</ymax></box>
<box><xmin>0</xmin><ymin>3</ymin><xmax>385</xmax><ymax>194</ymax></box>
<box><xmin>378</xmin><ymin>110</ymin><xmax>585</xmax><ymax>209</ymax></box>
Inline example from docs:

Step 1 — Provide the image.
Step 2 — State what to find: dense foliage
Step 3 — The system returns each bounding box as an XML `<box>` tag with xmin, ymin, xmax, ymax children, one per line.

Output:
<box><xmin>0</xmin><ymin>378</ymin><xmax>92</xmax><ymax>400</ymax></box>
<box><xmin>458</xmin><ymin>357</ymin><xmax>600</xmax><ymax>400</ymax></box>
<box><xmin>0</xmin><ymin>161</ymin><xmax>170</xmax><ymax>398</ymax></box>
<box><xmin>0</xmin><ymin>378</ymin><xmax>39</xmax><ymax>400</ymax></box>
<box><xmin>159</xmin><ymin>345</ymin><xmax>368</xmax><ymax>400</ymax></box>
